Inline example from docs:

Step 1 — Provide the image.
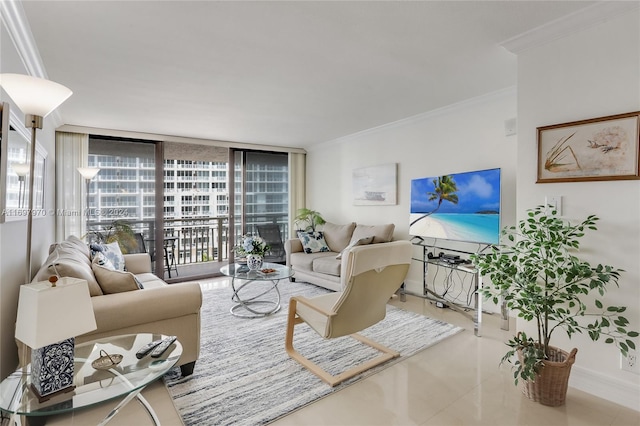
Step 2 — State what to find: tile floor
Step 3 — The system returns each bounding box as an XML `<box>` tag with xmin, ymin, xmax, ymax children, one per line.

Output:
<box><xmin>42</xmin><ymin>278</ymin><xmax>640</xmax><ymax>425</ymax></box>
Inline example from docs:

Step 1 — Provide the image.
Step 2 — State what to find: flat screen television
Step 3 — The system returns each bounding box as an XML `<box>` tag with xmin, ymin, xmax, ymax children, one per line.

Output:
<box><xmin>409</xmin><ymin>168</ymin><xmax>501</xmax><ymax>245</ymax></box>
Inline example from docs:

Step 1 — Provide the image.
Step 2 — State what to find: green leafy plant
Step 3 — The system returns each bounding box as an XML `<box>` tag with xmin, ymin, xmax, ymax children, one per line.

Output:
<box><xmin>471</xmin><ymin>205</ymin><xmax>638</xmax><ymax>384</ymax></box>
<box><xmin>294</xmin><ymin>208</ymin><xmax>326</xmax><ymax>232</ymax></box>
<box><xmin>86</xmin><ymin>220</ymin><xmax>137</xmax><ymax>254</ymax></box>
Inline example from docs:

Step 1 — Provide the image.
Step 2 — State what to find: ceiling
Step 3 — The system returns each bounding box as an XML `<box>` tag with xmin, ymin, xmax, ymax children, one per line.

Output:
<box><xmin>17</xmin><ymin>1</ymin><xmax>597</xmax><ymax>149</ymax></box>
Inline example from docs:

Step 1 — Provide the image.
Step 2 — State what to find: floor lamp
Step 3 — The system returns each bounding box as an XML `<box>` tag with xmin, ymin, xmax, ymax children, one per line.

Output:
<box><xmin>0</xmin><ymin>74</ymin><xmax>72</xmax><ymax>283</ymax></box>
<box><xmin>77</xmin><ymin>167</ymin><xmax>101</xmax><ymax>215</ymax></box>
<box><xmin>11</xmin><ymin>162</ymin><xmax>30</xmax><ymax>208</ymax></box>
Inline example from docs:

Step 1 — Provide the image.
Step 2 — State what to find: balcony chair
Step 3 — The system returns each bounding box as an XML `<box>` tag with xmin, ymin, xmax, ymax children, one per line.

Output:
<box><xmin>257</xmin><ymin>224</ymin><xmax>286</xmax><ymax>264</ymax></box>
<box><xmin>285</xmin><ymin>240</ymin><xmax>412</xmax><ymax>386</ymax></box>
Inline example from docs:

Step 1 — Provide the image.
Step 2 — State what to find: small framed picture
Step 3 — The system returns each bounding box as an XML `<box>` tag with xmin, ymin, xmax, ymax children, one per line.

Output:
<box><xmin>537</xmin><ymin>111</ymin><xmax>640</xmax><ymax>183</ymax></box>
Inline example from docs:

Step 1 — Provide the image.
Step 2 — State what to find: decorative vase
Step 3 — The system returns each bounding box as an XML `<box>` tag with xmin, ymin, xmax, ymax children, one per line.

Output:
<box><xmin>518</xmin><ymin>345</ymin><xmax>577</xmax><ymax>407</ymax></box>
<box><xmin>247</xmin><ymin>254</ymin><xmax>263</xmax><ymax>271</ymax></box>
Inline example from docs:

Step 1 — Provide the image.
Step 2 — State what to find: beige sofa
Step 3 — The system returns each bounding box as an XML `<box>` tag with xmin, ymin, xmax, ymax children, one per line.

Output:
<box><xmin>285</xmin><ymin>222</ymin><xmax>396</xmax><ymax>291</ymax></box>
<box><xmin>26</xmin><ymin>235</ymin><xmax>202</xmax><ymax>376</ymax></box>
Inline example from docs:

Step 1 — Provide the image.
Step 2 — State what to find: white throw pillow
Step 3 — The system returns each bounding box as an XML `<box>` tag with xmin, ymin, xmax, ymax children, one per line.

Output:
<box><xmin>336</xmin><ymin>236</ymin><xmax>374</xmax><ymax>260</ymax></box>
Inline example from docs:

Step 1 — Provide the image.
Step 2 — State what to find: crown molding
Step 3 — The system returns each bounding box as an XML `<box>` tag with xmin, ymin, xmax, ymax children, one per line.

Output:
<box><xmin>310</xmin><ymin>86</ymin><xmax>516</xmax><ymax>151</ymax></box>
<box><xmin>501</xmin><ymin>1</ymin><xmax>640</xmax><ymax>54</ymax></box>
<box><xmin>1</xmin><ymin>0</ymin><xmax>63</xmax><ymax>125</ymax></box>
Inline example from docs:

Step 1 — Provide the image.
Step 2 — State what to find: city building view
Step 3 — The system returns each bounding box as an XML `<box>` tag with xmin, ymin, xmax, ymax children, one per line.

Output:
<box><xmin>86</xmin><ymin>137</ymin><xmax>289</xmax><ymax>277</ymax></box>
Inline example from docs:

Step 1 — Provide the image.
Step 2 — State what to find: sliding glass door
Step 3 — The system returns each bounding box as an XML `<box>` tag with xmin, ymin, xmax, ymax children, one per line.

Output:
<box><xmin>232</xmin><ymin>150</ymin><xmax>289</xmax><ymax>260</ymax></box>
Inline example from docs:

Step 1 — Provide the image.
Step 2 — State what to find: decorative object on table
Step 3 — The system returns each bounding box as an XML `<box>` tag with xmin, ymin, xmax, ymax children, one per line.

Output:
<box><xmin>537</xmin><ymin>111</ymin><xmax>640</xmax><ymax>183</ymax></box>
<box><xmin>471</xmin><ymin>205</ymin><xmax>638</xmax><ymax>406</ymax></box>
<box><xmin>91</xmin><ymin>350</ymin><xmax>123</xmax><ymax>370</ymax></box>
<box><xmin>246</xmin><ymin>254</ymin><xmax>263</xmax><ymax>271</ymax></box>
<box><xmin>235</xmin><ymin>234</ymin><xmax>270</xmax><ymax>271</ymax></box>
<box><xmin>294</xmin><ymin>208</ymin><xmax>325</xmax><ymax>232</ymax></box>
<box><xmin>0</xmin><ymin>73</ymin><xmax>72</xmax><ymax>283</ymax></box>
<box><xmin>352</xmin><ymin>163</ymin><xmax>397</xmax><ymax>205</ymax></box>
<box><xmin>15</xmin><ymin>277</ymin><xmax>97</xmax><ymax>402</ymax></box>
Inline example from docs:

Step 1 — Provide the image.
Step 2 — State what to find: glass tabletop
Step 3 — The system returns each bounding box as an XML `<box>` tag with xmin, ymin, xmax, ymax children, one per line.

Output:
<box><xmin>220</xmin><ymin>262</ymin><xmax>294</xmax><ymax>281</ymax></box>
<box><xmin>0</xmin><ymin>333</ymin><xmax>182</xmax><ymax>417</ymax></box>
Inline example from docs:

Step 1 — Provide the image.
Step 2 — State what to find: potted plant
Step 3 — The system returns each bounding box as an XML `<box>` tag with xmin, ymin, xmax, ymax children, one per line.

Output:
<box><xmin>294</xmin><ymin>208</ymin><xmax>326</xmax><ymax>232</ymax></box>
<box><xmin>471</xmin><ymin>205</ymin><xmax>637</xmax><ymax>406</ymax></box>
<box><xmin>86</xmin><ymin>219</ymin><xmax>137</xmax><ymax>254</ymax></box>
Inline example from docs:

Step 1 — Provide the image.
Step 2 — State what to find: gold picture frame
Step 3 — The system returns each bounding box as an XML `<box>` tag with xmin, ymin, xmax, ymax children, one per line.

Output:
<box><xmin>537</xmin><ymin>111</ymin><xmax>640</xmax><ymax>183</ymax></box>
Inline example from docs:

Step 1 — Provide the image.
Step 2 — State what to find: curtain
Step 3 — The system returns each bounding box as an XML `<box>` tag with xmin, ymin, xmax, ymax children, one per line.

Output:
<box><xmin>55</xmin><ymin>131</ymin><xmax>88</xmax><ymax>240</ymax></box>
<box><xmin>288</xmin><ymin>152</ymin><xmax>306</xmax><ymax>233</ymax></box>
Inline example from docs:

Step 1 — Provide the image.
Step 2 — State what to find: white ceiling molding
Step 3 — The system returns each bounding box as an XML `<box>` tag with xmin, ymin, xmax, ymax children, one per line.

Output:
<box><xmin>310</xmin><ymin>87</ymin><xmax>516</xmax><ymax>152</ymax></box>
<box><xmin>1</xmin><ymin>0</ymin><xmax>63</xmax><ymax>126</ymax></box>
<box><xmin>500</xmin><ymin>1</ymin><xmax>640</xmax><ymax>54</ymax></box>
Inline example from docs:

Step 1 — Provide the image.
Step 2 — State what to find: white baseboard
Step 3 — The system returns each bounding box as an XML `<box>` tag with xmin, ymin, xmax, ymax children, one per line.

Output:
<box><xmin>569</xmin><ymin>365</ymin><xmax>640</xmax><ymax>412</ymax></box>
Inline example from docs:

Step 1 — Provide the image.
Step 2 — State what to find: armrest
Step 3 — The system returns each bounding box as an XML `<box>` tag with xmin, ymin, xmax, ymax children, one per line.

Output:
<box><xmin>87</xmin><ymin>282</ymin><xmax>202</xmax><ymax>335</ymax></box>
<box><xmin>124</xmin><ymin>253</ymin><xmax>152</xmax><ymax>274</ymax></box>
<box><xmin>285</xmin><ymin>238</ymin><xmax>303</xmax><ymax>266</ymax></box>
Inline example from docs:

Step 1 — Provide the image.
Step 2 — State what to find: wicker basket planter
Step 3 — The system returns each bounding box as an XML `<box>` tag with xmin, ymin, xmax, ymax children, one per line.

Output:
<box><xmin>518</xmin><ymin>346</ymin><xmax>578</xmax><ymax>406</ymax></box>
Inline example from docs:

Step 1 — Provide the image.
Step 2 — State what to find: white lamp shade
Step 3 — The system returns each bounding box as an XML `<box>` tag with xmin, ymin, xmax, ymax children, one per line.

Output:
<box><xmin>0</xmin><ymin>73</ymin><xmax>72</xmax><ymax>118</ymax></box>
<box><xmin>15</xmin><ymin>278</ymin><xmax>97</xmax><ymax>349</ymax></box>
<box><xmin>77</xmin><ymin>167</ymin><xmax>100</xmax><ymax>180</ymax></box>
<box><xmin>11</xmin><ymin>162</ymin><xmax>30</xmax><ymax>177</ymax></box>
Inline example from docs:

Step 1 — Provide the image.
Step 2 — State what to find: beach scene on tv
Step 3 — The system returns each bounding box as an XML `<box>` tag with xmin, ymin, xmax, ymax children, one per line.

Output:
<box><xmin>409</xmin><ymin>168</ymin><xmax>501</xmax><ymax>245</ymax></box>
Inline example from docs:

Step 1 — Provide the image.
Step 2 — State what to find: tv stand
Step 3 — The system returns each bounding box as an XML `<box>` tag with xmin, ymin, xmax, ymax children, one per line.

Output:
<box><xmin>403</xmin><ymin>237</ymin><xmax>509</xmax><ymax>337</ymax></box>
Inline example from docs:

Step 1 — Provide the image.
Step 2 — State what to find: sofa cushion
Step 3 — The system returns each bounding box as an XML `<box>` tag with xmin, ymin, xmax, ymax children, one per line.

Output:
<box><xmin>92</xmin><ymin>263</ymin><xmax>143</xmax><ymax>294</ymax></box>
<box><xmin>351</xmin><ymin>223</ymin><xmax>395</xmax><ymax>244</ymax></box>
<box><xmin>297</xmin><ymin>231</ymin><xmax>330</xmax><ymax>254</ymax></box>
<box><xmin>312</xmin><ymin>256</ymin><xmax>342</xmax><ymax>277</ymax></box>
<box><xmin>322</xmin><ymin>222</ymin><xmax>356</xmax><ymax>252</ymax></box>
<box><xmin>33</xmin><ymin>235</ymin><xmax>103</xmax><ymax>297</ymax></box>
<box><xmin>290</xmin><ymin>251</ymin><xmax>335</xmax><ymax>272</ymax></box>
<box><xmin>336</xmin><ymin>236</ymin><xmax>374</xmax><ymax>260</ymax></box>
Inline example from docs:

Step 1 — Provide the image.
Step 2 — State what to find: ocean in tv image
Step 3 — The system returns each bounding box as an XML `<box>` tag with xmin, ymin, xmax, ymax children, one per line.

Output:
<box><xmin>409</xmin><ymin>168</ymin><xmax>501</xmax><ymax>244</ymax></box>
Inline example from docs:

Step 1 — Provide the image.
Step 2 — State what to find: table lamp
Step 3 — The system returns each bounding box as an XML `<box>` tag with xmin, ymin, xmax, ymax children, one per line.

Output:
<box><xmin>15</xmin><ymin>277</ymin><xmax>97</xmax><ymax>402</ymax></box>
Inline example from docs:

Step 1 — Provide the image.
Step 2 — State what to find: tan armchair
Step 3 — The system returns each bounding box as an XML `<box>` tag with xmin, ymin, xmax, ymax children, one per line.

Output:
<box><xmin>285</xmin><ymin>240</ymin><xmax>412</xmax><ymax>386</ymax></box>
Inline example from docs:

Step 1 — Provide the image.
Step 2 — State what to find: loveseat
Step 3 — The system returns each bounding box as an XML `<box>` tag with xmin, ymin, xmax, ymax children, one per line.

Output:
<box><xmin>23</xmin><ymin>235</ymin><xmax>202</xmax><ymax>376</ymax></box>
<box><xmin>285</xmin><ymin>222</ymin><xmax>396</xmax><ymax>291</ymax></box>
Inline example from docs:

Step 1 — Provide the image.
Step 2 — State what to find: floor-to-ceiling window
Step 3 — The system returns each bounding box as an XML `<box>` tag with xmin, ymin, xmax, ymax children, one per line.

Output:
<box><xmin>232</xmin><ymin>150</ymin><xmax>289</xmax><ymax>247</ymax></box>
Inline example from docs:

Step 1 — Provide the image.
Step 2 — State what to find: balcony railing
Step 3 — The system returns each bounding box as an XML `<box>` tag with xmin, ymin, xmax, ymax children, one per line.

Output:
<box><xmin>86</xmin><ymin>214</ymin><xmax>288</xmax><ymax>276</ymax></box>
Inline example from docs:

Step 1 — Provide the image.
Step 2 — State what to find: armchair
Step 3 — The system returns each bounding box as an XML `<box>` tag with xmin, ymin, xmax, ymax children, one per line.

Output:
<box><xmin>285</xmin><ymin>240</ymin><xmax>412</xmax><ymax>386</ymax></box>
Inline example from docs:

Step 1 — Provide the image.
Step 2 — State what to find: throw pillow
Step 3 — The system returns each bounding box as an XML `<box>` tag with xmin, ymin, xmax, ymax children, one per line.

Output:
<box><xmin>336</xmin><ymin>236</ymin><xmax>374</xmax><ymax>260</ymax></box>
<box><xmin>322</xmin><ymin>222</ymin><xmax>356</xmax><ymax>252</ymax></box>
<box><xmin>33</xmin><ymin>235</ymin><xmax>103</xmax><ymax>297</ymax></box>
<box><xmin>297</xmin><ymin>231</ymin><xmax>330</xmax><ymax>254</ymax></box>
<box><xmin>91</xmin><ymin>263</ymin><xmax>143</xmax><ymax>294</ymax></box>
<box><xmin>92</xmin><ymin>252</ymin><xmax>116</xmax><ymax>270</ymax></box>
<box><xmin>90</xmin><ymin>242</ymin><xmax>125</xmax><ymax>271</ymax></box>
<box><xmin>351</xmin><ymin>223</ymin><xmax>395</xmax><ymax>244</ymax></box>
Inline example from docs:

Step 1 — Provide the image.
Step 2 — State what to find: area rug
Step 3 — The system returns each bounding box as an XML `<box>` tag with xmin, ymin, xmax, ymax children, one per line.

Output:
<box><xmin>163</xmin><ymin>280</ymin><xmax>463</xmax><ymax>425</ymax></box>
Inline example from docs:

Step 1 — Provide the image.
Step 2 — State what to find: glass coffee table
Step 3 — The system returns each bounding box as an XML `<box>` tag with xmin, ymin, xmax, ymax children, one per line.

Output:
<box><xmin>220</xmin><ymin>262</ymin><xmax>294</xmax><ymax>318</ymax></box>
<box><xmin>0</xmin><ymin>333</ymin><xmax>182</xmax><ymax>426</ymax></box>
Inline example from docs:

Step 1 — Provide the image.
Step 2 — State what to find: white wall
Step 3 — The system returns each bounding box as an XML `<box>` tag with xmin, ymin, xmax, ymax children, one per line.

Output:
<box><xmin>306</xmin><ymin>88</ymin><xmax>517</xmax><ymax>298</ymax></box>
<box><xmin>517</xmin><ymin>11</ymin><xmax>640</xmax><ymax>408</ymax></box>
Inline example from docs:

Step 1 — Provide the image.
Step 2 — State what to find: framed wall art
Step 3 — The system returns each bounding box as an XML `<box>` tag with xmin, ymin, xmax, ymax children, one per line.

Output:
<box><xmin>537</xmin><ymin>111</ymin><xmax>640</xmax><ymax>183</ymax></box>
<box><xmin>352</xmin><ymin>163</ymin><xmax>397</xmax><ymax>206</ymax></box>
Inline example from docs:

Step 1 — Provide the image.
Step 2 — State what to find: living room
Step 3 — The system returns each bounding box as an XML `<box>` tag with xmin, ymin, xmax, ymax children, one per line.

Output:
<box><xmin>1</xmin><ymin>1</ymin><xmax>639</xmax><ymax>424</ymax></box>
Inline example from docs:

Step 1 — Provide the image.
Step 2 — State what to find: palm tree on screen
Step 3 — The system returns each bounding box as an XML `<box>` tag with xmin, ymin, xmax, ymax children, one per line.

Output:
<box><xmin>410</xmin><ymin>175</ymin><xmax>459</xmax><ymax>226</ymax></box>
